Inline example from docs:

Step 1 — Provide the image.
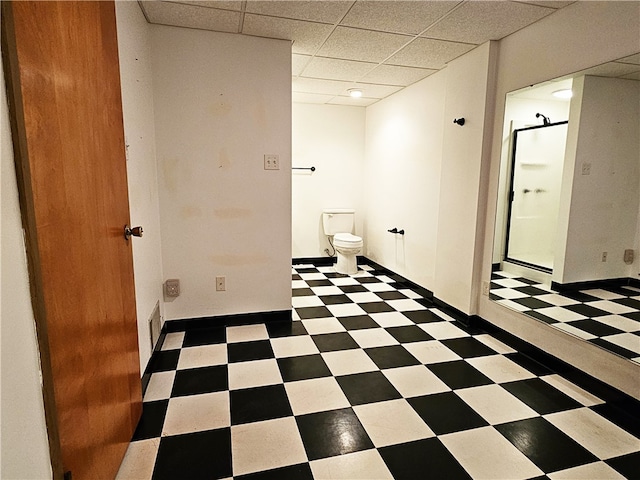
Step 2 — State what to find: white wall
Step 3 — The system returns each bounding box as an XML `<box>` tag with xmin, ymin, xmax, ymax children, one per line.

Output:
<box><xmin>556</xmin><ymin>75</ymin><xmax>639</xmax><ymax>284</ymax></box>
<box><xmin>116</xmin><ymin>1</ymin><xmax>164</xmax><ymax>372</ymax></box>
<box><xmin>292</xmin><ymin>104</ymin><xmax>365</xmax><ymax>258</ymax></box>
<box><xmin>364</xmin><ymin>72</ymin><xmax>446</xmax><ymax>289</ymax></box>
<box><xmin>481</xmin><ymin>0</ymin><xmax>640</xmax><ymax>399</ymax></box>
<box><xmin>151</xmin><ymin>26</ymin><xmax>292</xmax><ymax>321</ymax></box>
<box><xmin>1</xmin><ymin>58</ymin><xmax>52</xmax><ymax>479</ymax></box>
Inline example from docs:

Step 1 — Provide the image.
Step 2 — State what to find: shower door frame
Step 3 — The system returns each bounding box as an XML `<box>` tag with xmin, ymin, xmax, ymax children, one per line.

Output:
<box><xmin>503</xmin><ymin>120</ymin><xmax>568</xmax><ymax>274</ymax></box>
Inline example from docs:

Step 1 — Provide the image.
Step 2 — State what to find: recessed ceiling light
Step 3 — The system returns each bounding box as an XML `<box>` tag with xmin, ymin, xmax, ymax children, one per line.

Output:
<box><xmin>552</xmin><ymin>89</ymin><xmax>573</xmax><ymax>99</ymax></box>
<box><xmin>348</xmin><ymin>88</ymin><xmax>362</xmax><ymax>98</ymax></box>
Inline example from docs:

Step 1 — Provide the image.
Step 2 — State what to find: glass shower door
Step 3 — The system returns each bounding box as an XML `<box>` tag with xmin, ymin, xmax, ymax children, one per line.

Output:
<box><xmin>505</xmin><ymin>122</ymin><xmax>568</xmax><ymax>272</ymax></box>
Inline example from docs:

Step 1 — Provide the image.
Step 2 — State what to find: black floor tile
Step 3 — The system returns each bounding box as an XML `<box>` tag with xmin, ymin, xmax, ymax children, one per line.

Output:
<box><xmin>622</xmin><ymin>311</ymin><xmax>640</xmax><ymax>322</ymax></box>
<box><xmin>589</xmin><ymin>338</ymin><xmax>638</xmax><ymax>359</ymax></box>
<box><xmin>152</xmin><ymin>428</ymin><xmax>232</xmax><ymax>480</ymax></box>
<box><xmin>234</xmin><ymin>463</ymin><xmax>314</xmax><ymax>480</ymax></box>
<box><xmin>427</xmin><ymin>361</ymin><xmax>493</xmax><ymax>390</ymax></box>
<box><xmin>376</xmin><ymin>291</ymin><xmax>408</xmax><ymax>300</ymax></box>
<box><xmin>337</xmin><ymin>315</ymin><xmax>378</xmax><ymax>330</ymax></box>
<box><xmin>183</xmin><ymin>327</ymin><xmax>226</xmax><ymax>347</ymax></box>
<box><xmin>415</xmin><ymin>297</ymin><xmax>435</xmax><ymax>308</ymax></box>
<box><xmin>311</xmin><ymin>332</ymin><xmax>360</xmax><ymax>352</ymax></box>
<box><xmin>338</xmin><ymin>284</ymin><xmax>368</xmax><ymax>293</ymax></box>
<box><xmin>526</xmin><ymin>310</ymin><xmax>558</xmax><ymax>325</ymax></box>
<box><xmin>230</xmin><ymin>384</ymin><xmax>293</xmax><ymax>425</ymax></box>
<box><xmin>292</xmin><ymin>274</ymin><xmax>302</xmax><ymax>281</ymax></box>
<box><xmin>319</xmin><ymin>294</ymin><xmax>352</xmax><ymax>305</ymax></box>
<box><xmin>277</xmin><ymin>354</ymin><xmax>332</xmax><ymax>382</ymax></box>
<box><xmin>171</xmin><ymin>365</ymin><xmax>228</xmax><ymax>397</ymax></box>
<box><xmin>295</xmin><ymin>306</ymin><xmax>332</xmax><ymax>319</ymax></box>
<box><xmin>292</xmin><ymin>288</ymin><xmax>314</xmax><ymax>297</ymax></box>
<box><xmin>561</xmin><ymin>291</ymin><xmax>601</xmax><ymax>303</ymax></box>
<box><xmin>365</xmin><ymin>345</ymin><xmax>422</xmax><ymax>369</ymax></box>
<box><xmin>385</xmin><ymin>325</ymin><xmax>433</xmax><ymax>343</ymax></box>
<box><xmin>614</xmin><ymin>297</ymin><xmax>640</xmax><ymax>309</ymax></box>
<box><xmin>501</xmin><ymin>378</ymin><xmax>582</xmax><ymax>415</ymax></box>
<box><xmin>305</xmin><ymin>279</ymin><xmax>332</xmax><ymax>287</ymax></box>
<box><xmin>295</xmin><ymin>268</ymin><xmax>318</xmax><ymax>274</ymax></box>
<box><xmin>228</xmin><ymin>340</ymin><xmax>275</xmax><ymax>363</ymax></box>
<box><xmin>605</xmin><ymin>451</ymin><xmax>640</xmax><ymax>479</ymax></box>
<box><xmin>565</xmin><ymin>303</ymin><xmax>610</xmax><ymax>318</ymax></box>
<box><xmin>295</xmin><ymin>408</ymin><xmax>373</xmax><ymax>461</ymax></box>
<box><xmin>566</xmin><ymin>319</ymin><xmax>624</xmax><ymax>337</ymax></box>
<box><xmin>132</xmin><ymin>400</ymin><xmax>168</xmax><ymax>441</ymax></box>
<box><xmin>408</xmin><ymin>392</ymin><xmax>488</xmax><ymax>435</ymax></box>
<box><xmin>496</xmin><ymin>417</ymin><xmax>598</xmax><ymax>473</ymax></box>
<box><xmin>440</xmin><ymin>337</ymin><xmax>497</xmax><ymax>358</ymax></box>
<box><xmin>148</xmin><ymin>350</ymin><xmax>180</xmax><ymax>372</ymax></box>
<box><xmin>356</xmin><ymin>277</ymin><xmax>382</xmax><ymax>284</ymax></box>
<box><xmin>403</xmin><ymin>310</ymin><xmax>445</xmax><ymax>324</ymax></box>
<box><xmin>336</xmin><ymin>371</ymin><xmax>402</xmax><ymax>406</ymax></box>
<box><xmin>515</xmin><ymin>285</ymin><xmax>553</xmax><ymax>296</ymax></box>
<box><xmin>359</xmin><ymin>302</ymin><xmax>396</xmax><ymax>314</ymax></box>
<box><xmin>505</xmin><ymin>352</ymin><xmax>554</xmax><ymax>376</ymax></box>
<box><xmin>266</xmin><ymin>321</ymin><xmax>308</xmax><ymax>338</ymax></box>
<box><xmin>591</xmin><ymin>403</ymin><xmax>640</xmax><ymax>438</ymax></box>
<box><xmin>379</xmin><ymin>438</ymin><xmax>471</xmax><ymax>480</ymax></box>
<box><xmin>512</xmin><ymin>296</ymin><xmax>555</xmax><ymax>310</ymax></box>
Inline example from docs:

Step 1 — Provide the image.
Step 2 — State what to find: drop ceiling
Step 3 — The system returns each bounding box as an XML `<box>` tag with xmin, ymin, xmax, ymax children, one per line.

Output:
<box><xmin>139</xmin><ymin>0</ymin><xmax>577</xmax><ymax>106</ymax></box>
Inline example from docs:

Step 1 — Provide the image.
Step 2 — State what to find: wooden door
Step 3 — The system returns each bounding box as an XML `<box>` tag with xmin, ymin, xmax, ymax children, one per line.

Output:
<box><xmin>2</xmin><ymin>2</ymin><xmax>142</xmax><ymax>479</ymax></box>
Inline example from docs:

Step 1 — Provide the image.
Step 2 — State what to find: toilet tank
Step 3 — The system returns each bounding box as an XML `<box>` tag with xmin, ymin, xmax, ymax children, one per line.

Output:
<box><xmin>323</xmin><ymin>209</ymin><xmax>355</xmax><ymax>235</ymax></box>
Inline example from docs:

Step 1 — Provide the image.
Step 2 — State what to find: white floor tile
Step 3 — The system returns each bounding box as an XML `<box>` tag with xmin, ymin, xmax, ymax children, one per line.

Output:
<box><xmin>548</xmin><ymin>461</ymin><xmax>626</xmax><ymax>479</ymax></box>
<box><xmin>535</xmin><ymin>294</ymin><xmax>579</xmax><ymax>307</ymax></box>
<box><xmin>544</xmin><ymin>408</ymin><xmax>640</xmax><ymax>459</ymax></box>
<box><xmin>231</xmin><ymin>417</ymin><xmax>308</xmax><ymax>476</ymax></box>
<box><xmin>418</xmin><ymin>322</ymin><xmax>469</xmax><ymax>340</ymax></box>
<box><xmin>429</xmin><ymin>308</ymin><xmax>457</xmax><ymax>322</ymax></box>
<box><xmin>270</xmin><ymin>335</ymin><xmax>320</xmax><ymax>358</ymax></box>
<box><xmin>321</xmin><ymin>349</ymin><xmax>379</xmax><ymax>376</ymax></box>
<box><xmin>600</xmin><ymin>332</ymin><xmax>640</xmax><ymax>354</ymax></box>
<box><xmin>581</xmin><ymin>289</ymin><xmax>625</xmax><ymax>300</ymax></box>
<box><xmin>228</xmin><ymin>359</ymin><xmax>282</xmax><ymax>390</ymax></box>
<box><xmin>299</xmin><ymin>272</ymin><xmax>327</xmax><ymax>281</ymax></box>
<box><xmin>349</xmin><ymin>328</ymin><xmax>399</xmax><ymax>348</ymax></box>
<box><xmin>440</xmin><ymin>426</ymin><xmax>543</xmax><ymax>479</ymax></box>
<box><xmin>226</xmin><ymin>324</ymin><xmax>269</xmax><ymax>343</ymax></box>
<box><xmin>540</xmin><ymin>375</ymin><xmax>603</xmax><ymax>406</ymax></box>
<box><xmin>398</xmin><ymin>288</ymin><xmax>422</xmax><ymax>299</ymax></box>
<box><xmin>386</xmin><ymin>299</ymin><xmax>426</xmax><ymax>312</ymax></box>
<box><xmin>327</xmin><ymin>303</ymin><xmax>367</xmax><ymax>317</ymax></box>
<box><xmin>492</xmin><ymin>278</ymin><xmax>530</xmax><ymax>288</ymax></box>
<box><xmin>311</xmin><ymin>286</ymin><xmax>344</xmax><ymax>296</ymax></box>
<box><xmin>354</xmin><ymin>399</ymin><xmax>434</xmax><ymax>447</ymax></box>
<box><xmin>116</xmin><ymin>438</ymin><xmax>159</xmax><ymax>480</ymax></box>
<box><xmin>346</xmin><ymin>291</ymin><xmax>382</xmax><ymax>304</ymax></box>
<box><xmin>292</xmin><ymin>310</ymin><xmax>301</xmax><ymax>321</ymax></box>
<box><xmin>363</xmin><ymin>282</ymin><xmax>396</xmax><ymax>292</ymax></box>
<box><xmin>403</xmin><ymin>340</ymin><xmax>461</xmax><ymax>364</ymax></box>
<box><xmin>596</xmin><ymin>314</ymin><xmax>640</xmax><ymax>332</ymax></box>
<box><xmin>301</xmin><ymin>318</ymin><xmax>347</xmax><ymax>335</ymax></box>
<box><xmin>177</xmin><ymin>344</ymin><xmax>227</xmax><ymax>370</ymax></box>
<box><xmin>491</xmin><ymin>288</ymin><xmax>529</xmax><ymax>300</ymax></box>
<box><xmin>161</xmin><ymin>332</ymin><xmax>185</xmax><ymax>351</ymax></box>
<box><xmin>467</xmin><ymin>355</ymin><xmax>536</xmax><ymax>383</ymax></box>
<box><xmin>456</xmin><ymin>384</ymin><xmax>538</xmax><ymax>425</ymax></box>
<box><xmin>587</xmin><ymin>300</ymin><xmax>635</xmax><ymax>315</ymax></box>
<box><xmin>537</xmin><ymin>306</ymin><xmax>588</xmax><ymax>322</ymax></box>
<box><xmin>316</xmin><ymin>266</ymin><xmax>336</xmax><ymax>273</ymax></box>
<box><xmin>382</xmin><ymin>365</ymin><xmax>450</xmax><ymax>397</ymax></box>
<box><xmin>496</xmin><ymin>299</ymin><xmax>531</xmax><ymax>312</ymax></box>
<box><xmin>359</xmin><ymin>265</ymin><xmax>374</xmax><ymax>271</ymax></box>
<box><xmin>292</xmin><ymin>296</ymin><xmax>325</xmax><ymax>308</ymax></box>
<box><xmin>473</xmin><ymin>334</ymin><xmax>517</xmax><ymax>354</ymax></box>
<box><xmin>292</xmin><ymin>279</ymin><xmax>308</xmax><ymax>289</ymax></box>
<box><xmin>143</xmin><ymin>371</ymin><xmax>175</xmax><ymax>402</ymax></box>
<box><xmin>285</xmin><ymin>377</ymin><xmax>350</xmax><ymax>415</ymax></box>
<box><xmin>310</xmin><ymin>449</ymin><xmax>393</xmax><ymax>480</ymax></box>
<box><xmin>370</xmin><ymin>311</ymin><xmax>413</xmax><ymax>327</ymax></box>
<box><xmin>330</xmin><ymin>276</ymin><xmax>361</xmax><ymax>286</ymax></box>
<box><xmin>552</xmin><ymin>323</ymin><xmax>597</xmax><ymax>340</ymax></box>
<box><xmin>162</xmin><ymin>391</ymin><xmax>230</xmax><ymax>436</ymax></box>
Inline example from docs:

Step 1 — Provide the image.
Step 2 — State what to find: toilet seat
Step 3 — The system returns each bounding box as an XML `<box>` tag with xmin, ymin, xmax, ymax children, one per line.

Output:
<box><xmin>334</xmin><ymin>233</ymin><xmax>362</xmax><ymax>246</ymax></box>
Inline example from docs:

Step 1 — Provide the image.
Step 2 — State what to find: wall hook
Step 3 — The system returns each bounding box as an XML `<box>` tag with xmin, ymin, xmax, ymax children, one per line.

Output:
<box><xmin>453</xmin><ymin>118</ymin><xmax>465</xmax><ymax>126</ymax></box>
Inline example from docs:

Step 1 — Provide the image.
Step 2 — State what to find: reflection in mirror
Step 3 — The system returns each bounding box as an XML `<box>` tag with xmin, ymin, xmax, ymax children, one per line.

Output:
<box><xmin>491</xmin><ymin>53</ymin><xmax>640</xmax><ymax>365</ymax></box>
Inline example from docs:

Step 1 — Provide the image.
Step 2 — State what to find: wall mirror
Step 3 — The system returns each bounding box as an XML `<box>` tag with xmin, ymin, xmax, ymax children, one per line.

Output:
<box><xmin>491</xmin><ymin>52</ymin><xmax>640</xmax><ymax>364</ymax></box>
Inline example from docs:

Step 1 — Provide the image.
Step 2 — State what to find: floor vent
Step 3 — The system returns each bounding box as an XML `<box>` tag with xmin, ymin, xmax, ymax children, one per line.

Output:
<box><xmin>149</xmin><ymin>302</ymin><xmax>161</xmax><ymax>351</ymax></box>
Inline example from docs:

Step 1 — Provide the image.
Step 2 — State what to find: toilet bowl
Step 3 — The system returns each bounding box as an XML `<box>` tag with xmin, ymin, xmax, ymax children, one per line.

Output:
<box><xmin>333</xmin><ymin>233</ymin><xmax>363</xmax><ymax>275</ymax></box>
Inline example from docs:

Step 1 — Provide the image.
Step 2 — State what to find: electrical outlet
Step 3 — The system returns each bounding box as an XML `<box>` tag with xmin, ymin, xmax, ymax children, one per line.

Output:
<box><xmin>601</xmin><ymin>251</ymin><xmax>608</xmax><ymax>262</ymax></box>
<box><xmin>216</xmin><ymin>276</ymin><xmax>226</xmax><ymax>291</ymax></box>
<box><xmin>624</xmin><ymin>249</ymin><xmax>634</xmax><ymax>264</ymax></box>
<box><xmin>165</xmin><ymin>279</ymin><xmax>180</xmax><ymax>297</ymax></box>
<box><xmin>482</xmin><ymin>281</ymin><xmax>490</xmax><ymax>296</ymax></box>
<box><xmin>264</xmin><ymin>154</ymin><xmax>279</xmax><ymax>170</ymax></box>
<box><xmin>581</xmin><ymin>162</ymin><xmax>591</xmax><ymax>175</ymax></box>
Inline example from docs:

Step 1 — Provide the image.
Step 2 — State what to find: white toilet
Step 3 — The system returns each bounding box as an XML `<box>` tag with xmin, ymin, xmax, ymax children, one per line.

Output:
<box><xmin>322</xmin><ymin>209</ymin><xmax>363</xmax><ymax>275</ymax></box>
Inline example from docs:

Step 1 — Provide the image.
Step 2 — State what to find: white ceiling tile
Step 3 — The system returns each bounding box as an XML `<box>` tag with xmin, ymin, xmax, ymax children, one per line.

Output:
<box><xmin>300</xmin><ymin>57</ymin><xmax>376</xmax><ymax>81</ymax></box>
<box><xmin>169</xmin><ymin>1</ymin><xmax>243</xmax><ymax>11</ymax></box>
<box><xmin>328</xmin><ymin>96</ymin><xmax>378</xmax><ymax>107</ymax></box>
<box><xmin>293</xmin><ymin>92</ymin><xmax>335</xmax><ymax>104</ymax></box>
<box><xmin>242</xmin><ymin>14</ymin><xmax>333</xmax><ymax>54</ymax></box>
<box><xmin>422</xmin><ymin>1</ymin><xmax>556</xmax><ymax>44</ymax></box>
<box><xmin>141</xmin><ymin>1</ymin><xmax>241</xmax><ymax>32</ymax></box>
<box><xmin>388</xmin><ymin>38</ymin><xmax>475</xmax><ymax>69</ymax></box>
<box><xmin>293</xmin><ymin>77</ymin><xmax>353</xmax><ymax>96</ymax></box>
<box><xmin>361</xmin><ymin>64</ymin><xmax>436</xmax><ymax>86</ymax></box>
<box><xmin>351</xmin><ymin>82</ymin><xmax>402</xmax><ymax>99</ymax></box>
<box><xmin>317</xmin><ymin>26</ymin><xmax>412</xmax><ymax>63</ymax></box>
<box><xmin>292</xmin><ymin>54</ymin><xmax>313</xmax><ymax>76</ymax></box>
<box><xmin>245</xmin><ymin>1</ymin><xmax>352</xmax><ymax>24</ymax></box>
<box><xmin>341</xmin><ymin>1</ymin><xmax>458</xmax><ymax>35</ymax></box>
<box><xmin>618</xmin><ymin>53</ymin><xmax>640</xmax><ymax>65</ymax></box>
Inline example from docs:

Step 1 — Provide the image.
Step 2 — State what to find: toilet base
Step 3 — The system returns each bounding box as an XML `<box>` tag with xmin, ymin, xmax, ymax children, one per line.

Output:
<box><xmin>335</xmin><ymin>252</ymin><xmax>358</xmax><ymax>275</ymax></box>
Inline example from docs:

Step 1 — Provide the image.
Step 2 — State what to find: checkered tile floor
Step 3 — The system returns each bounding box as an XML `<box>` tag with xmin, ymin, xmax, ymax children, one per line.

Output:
<box><xmin>117</xmin><ymin>262</ymin><xmax>640</xmax><ymax>479</ymax></box>
<box><xmin>490</xmin><ymin>271</ymin><xmax>640</xmax><ymax>364</ymax></box>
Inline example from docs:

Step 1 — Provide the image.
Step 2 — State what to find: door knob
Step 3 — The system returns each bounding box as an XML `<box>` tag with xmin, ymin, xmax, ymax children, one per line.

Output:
<box><xmin>124</xmin><ymin>225</ymin><xmax>143</xmax><ymax>240</ymax></box>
